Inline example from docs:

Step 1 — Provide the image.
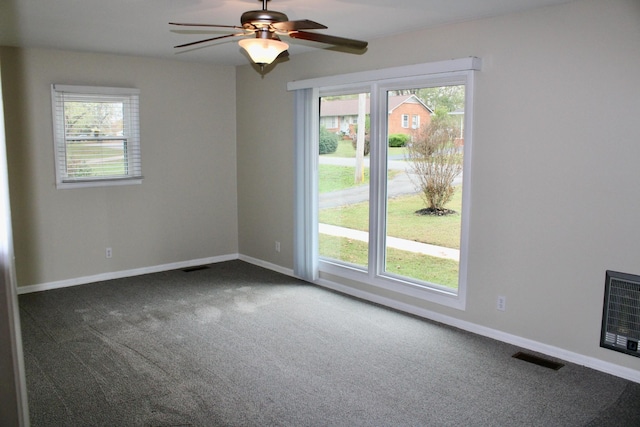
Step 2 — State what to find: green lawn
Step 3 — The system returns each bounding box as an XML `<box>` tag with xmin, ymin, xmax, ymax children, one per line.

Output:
<box><xmin>318</xmin><ymin>165</ymin><xmax>402</xmax><ymax>193</ymax></box>
<box><xmin>319</xmin><ymin>234</ymin><xmax>459</xmax><ymax>288</ymax></box>
<box><xmin>319</xmin><ymin>190</ymin><xmax>462</xmax><ymax>249</ymax></box>
<box><xmin>323</xmin><ymin>139</ymin><xmax>360</xmax><ymax>157</ymax></box>
<box><xmin>318</xmin><ymin>140</ymin><xmax>407</xmax><ymax>193</ymax></box>
<box><xmin>67</xmin><ymin>142</ymin><xmax>127</xmax><ymax>177</ymax></box>
<box><xmin>319</xmin><ymin>165</ymin><xmax>370</xmax><ymax>193</ymax></box>
<box><xmin>318</xmin><ymin>140</ymin><xmax>462</xmax><ymax>288</ymax></box>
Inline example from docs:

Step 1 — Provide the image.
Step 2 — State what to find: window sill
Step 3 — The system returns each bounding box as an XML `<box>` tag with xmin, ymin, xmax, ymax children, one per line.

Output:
<box><xmin>56</xmin><ymin>178</ymin><xmax>143</xmax><ymax>190</ymax></box>
<box><xmin>318</xmin><ymin>259</ymin><xmax>466</xmax><ymax>311</ymax></box>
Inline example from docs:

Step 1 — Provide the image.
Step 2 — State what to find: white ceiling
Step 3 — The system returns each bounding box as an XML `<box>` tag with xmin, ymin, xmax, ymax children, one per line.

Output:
<box><xmin>0</xmin><ymin>0</ymin><xmax>574</xmax><ymax>66</ymax></box>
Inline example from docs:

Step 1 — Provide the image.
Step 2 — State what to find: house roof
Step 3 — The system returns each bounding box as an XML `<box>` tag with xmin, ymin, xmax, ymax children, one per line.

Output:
<box><xmin>320</xmin><ymin>95</ymin><xmax>433</xmax><ymax>117</ymax></box>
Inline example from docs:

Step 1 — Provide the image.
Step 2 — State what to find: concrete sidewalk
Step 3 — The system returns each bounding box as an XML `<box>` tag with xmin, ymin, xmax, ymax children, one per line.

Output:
<box><xmin>319</xmin><ymin>223</ymin><xmax>460</xmax><ymax>261</ymax></box>
<box><xmin>318</xmin><ymin>155</ymin><xmax>462</xmax><ymax>262</ymax></box>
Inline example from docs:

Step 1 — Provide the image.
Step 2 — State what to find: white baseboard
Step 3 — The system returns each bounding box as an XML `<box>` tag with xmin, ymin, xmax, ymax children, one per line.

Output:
<box><xmin>15</xmin><ymin>254</ymin><xmax>295</xmax><ymax>295</ymax></box>
<box><xmin>238</xmin><ymin>254</ymin><xmax>295</xmax><ymax>277</ymax></box>
<box><xmin>15</xmin><ymin>254</ymin><xmax>639</xmax><ymax>384</ymax></box>
<box><xmin>16</xmin><ymin>254</ymin><xmax>239</xmax><ymax>295</ymax></box>
<box><xmin>314</xmin><ymin>276</ymin><xmax>640</xmax><ymax>385</ymax></box>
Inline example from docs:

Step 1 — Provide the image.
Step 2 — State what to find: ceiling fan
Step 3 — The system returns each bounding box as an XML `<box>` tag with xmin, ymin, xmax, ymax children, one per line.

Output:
<box><xmin>170</xmin><ymin>0</ymin><xmax>368</xmax><ymax>68</ymax></box>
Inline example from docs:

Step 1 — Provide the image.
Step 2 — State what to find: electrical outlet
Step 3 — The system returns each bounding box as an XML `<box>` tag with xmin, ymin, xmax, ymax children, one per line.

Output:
<box><xmin>275</xmin><ymin>241</ymin><xmax>281</xmax><ymax>253</ymax></box>
<box><xmin>497</xmin><ymin>295</ymin><xmax>506</xmax><ymax>311</ymax></box>
<box><xmin>106</xmin><ymin>247</ymin><xmax>112</xmax><ymax>259</ymax></box>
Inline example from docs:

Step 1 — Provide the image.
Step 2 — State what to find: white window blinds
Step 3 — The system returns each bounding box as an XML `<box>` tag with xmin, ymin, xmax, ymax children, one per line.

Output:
<box><xmin>51</xmin><ymin>84</ymin><xmax>142</xmax><ymax>188</ymax></box>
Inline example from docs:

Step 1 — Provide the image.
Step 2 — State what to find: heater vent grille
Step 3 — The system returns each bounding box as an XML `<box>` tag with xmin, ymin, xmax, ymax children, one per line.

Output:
<box><xmin>601</xmin><ymin>270</ymin><xmax>640</xmax><ymax>357</ymax></box>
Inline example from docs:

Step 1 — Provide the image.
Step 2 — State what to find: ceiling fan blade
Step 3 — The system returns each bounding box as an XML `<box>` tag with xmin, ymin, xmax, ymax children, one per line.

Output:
<box><xmin>174</xmin><ymin>33</ymin><xmax>245</xmax><ymax>49</ymax></box>
<box><xmin>170</xmin><ymin>22</ymin><xmax>244</xmax><ymax>30</ymax></box>
<box><xmin>289</xmin><ymin>31</ymin><xmax>368</xmax><ymax>50</ymax></box>
<box><xmin>271</xmin><ymin>19</ymin><xmax>327</xmax><ymax>32</ymax></box>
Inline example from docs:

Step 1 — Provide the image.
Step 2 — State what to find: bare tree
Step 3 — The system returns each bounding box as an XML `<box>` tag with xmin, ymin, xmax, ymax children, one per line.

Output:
<box><xmin>405</xmin><ymin>110</ymin><xmax>462</xmax><ymax>214</ymax></box>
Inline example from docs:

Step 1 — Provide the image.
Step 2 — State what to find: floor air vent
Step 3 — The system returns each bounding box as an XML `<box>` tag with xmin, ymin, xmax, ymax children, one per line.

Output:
<box><xmin>601</xmin><ymin>270</ymin><xmax>640</xmax><ymax>357</ymax></box>
<box><xmin>512</xmin><ymin>352</ymin><xmax>564</xmax><ymax>370</ymax></box>
<box><xmin>182</xmin><ymin>265</ymin><xmax>210</xmax><ymax>273</ymax></box>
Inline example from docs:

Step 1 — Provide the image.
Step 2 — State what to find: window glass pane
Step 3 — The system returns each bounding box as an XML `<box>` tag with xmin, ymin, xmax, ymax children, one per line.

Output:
<box><xmin>64</xmin><ymin>101</ymin><xmax>124</xmax><ymax>138</ymax></box>
<box><xmin>65</xmin><ymin>139</ymin><xmax>128</xmax><ymax>178</ymax></box>
<box><xmin>384</xmin><ymin>86</ymin><xmax>465</xmax><ymax>290</ymax></box>
<box><xmin>318</xmin><ymin>92</ymin><xmax>370</xmax><ymax>268</ymax></box>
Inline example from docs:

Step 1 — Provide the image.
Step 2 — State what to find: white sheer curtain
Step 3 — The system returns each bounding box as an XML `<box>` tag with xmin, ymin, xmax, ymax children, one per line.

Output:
<box><xmin>293</xmin><ymin>88</ymin><xmax>319</xmax><ymax>281</ymax></box>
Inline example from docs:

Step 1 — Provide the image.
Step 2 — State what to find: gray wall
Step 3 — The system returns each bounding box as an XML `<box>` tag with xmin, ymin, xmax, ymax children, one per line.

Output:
<box><xmin>236</xmin><ymin>0</ymin><xmax>640</xmax><ymax>374</ymax></box>
<box><xmin>1</xmin><ymin>47</ymin><xmax>239</xmax><ymax>287</ymax></box>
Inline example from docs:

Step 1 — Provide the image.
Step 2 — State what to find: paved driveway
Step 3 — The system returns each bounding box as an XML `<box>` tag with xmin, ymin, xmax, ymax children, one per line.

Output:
<box><xmin>318</xmin><ymin>156</ymin><xmax>462</xmax><ymax>208</ymax></box>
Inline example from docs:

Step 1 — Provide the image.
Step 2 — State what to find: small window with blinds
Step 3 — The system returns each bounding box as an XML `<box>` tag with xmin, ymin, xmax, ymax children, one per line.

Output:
<box><xmin>51</xmin><ymin>84</ymin><xmax>142</xmax><ymax>189</ymax></box>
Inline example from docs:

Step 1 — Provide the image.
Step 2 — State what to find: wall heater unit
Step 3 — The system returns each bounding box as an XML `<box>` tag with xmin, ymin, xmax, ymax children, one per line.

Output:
<box><xmin>601</xmin><ymin>270</ymin><xmax>640</xmax><ymax>357</ymax></box>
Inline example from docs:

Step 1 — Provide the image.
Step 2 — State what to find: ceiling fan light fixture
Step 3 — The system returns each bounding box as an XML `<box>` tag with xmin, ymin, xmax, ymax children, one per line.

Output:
<box><xmin>239</xmin><ymin>37</ymin><xmax>288</xmax><ymax>65</ymax></box>
<box><xmin>171</xmin><ymin>0</ymin><xmax>368</xmax><ymax>70</ymax></box>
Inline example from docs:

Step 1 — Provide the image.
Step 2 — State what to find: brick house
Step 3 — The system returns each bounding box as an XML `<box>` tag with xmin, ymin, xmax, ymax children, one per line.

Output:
<box><xmin>320</xmin><ymin>94</ymin><xmax>432</xmax><ymax>139</ymax></box>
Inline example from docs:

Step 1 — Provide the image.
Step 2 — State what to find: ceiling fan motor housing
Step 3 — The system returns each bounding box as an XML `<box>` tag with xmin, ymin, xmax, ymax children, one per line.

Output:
<box><xmin>241</xmin><ymin>10</ymin><xmax>288</xmax><ymax>29</ymax></box>
<box><xmin>171</xmin><ymin>0</ymin><xmax>368</xmax><ymax>59</ymax></box>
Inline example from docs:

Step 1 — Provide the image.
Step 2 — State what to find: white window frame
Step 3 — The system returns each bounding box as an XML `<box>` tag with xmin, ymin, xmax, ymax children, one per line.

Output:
<box><xmin>290</xmin><ymin>58</ymin><xmax>480</xmax><ymax>311</ymax></box>
<box><xmin>401</xmin><ymin>114</ymin><xmax>409</xmax><ymax>128</ymax></box>
<box><xmin>51</xmin><ymin>84</ymin><xmax>142</xmax><ymax>189</ymax></box>
<box><xmin>412</xmin><ymin>114</ymin><xmax>420</xmax><ymax>129</ymax></box>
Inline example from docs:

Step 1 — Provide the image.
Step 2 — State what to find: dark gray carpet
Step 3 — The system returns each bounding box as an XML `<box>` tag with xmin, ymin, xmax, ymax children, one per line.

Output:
<box><xmin>18</xmin><ymin>260</ymin><xmax>640</xmax><ymax>426</ymax></box>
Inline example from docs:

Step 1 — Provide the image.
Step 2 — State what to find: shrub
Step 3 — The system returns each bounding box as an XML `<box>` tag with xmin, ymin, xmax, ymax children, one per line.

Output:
<box><xmin>319</xmin><ymin>126</ymin><xmax>339</xmax><ymax>154</ymax></box>
<box><xmin>350</xmin><ymin>133</ymin><xmax>408</xmax><ymax>154</ymax></box>
<box><xmin>388</xmin><ymin>133</ymin><xmax>410</xmax><ymax>147</ymax></box>
<box><xmin>405</xmin><ymin>112</ymin><xmax>462</xmax><ymax>213</ymax></box>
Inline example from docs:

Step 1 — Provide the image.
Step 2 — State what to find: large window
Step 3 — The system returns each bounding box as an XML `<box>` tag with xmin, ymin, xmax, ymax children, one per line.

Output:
<box><xmin>51</xmin><ymin>84</ymin><xmax>142</xmax><ymax>189</ymax></box>
<box><xmin>292</xmin><ymin>58</ymin><xmax>479</xmax><ymax>310</ymax></box>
